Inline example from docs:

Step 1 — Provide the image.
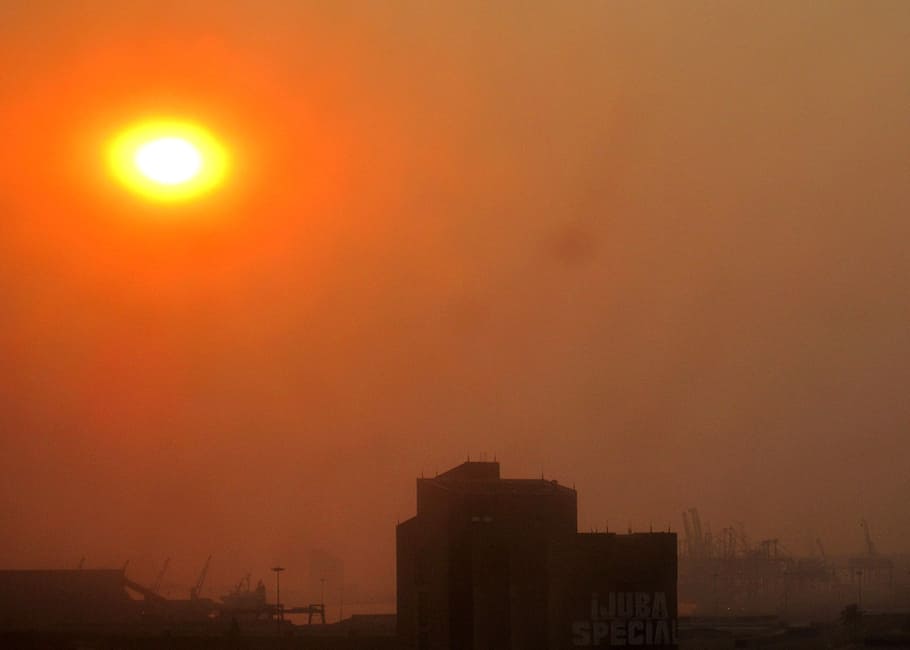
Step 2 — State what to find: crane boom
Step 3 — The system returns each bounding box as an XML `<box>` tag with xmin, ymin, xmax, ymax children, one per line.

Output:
<box><xmin>860</xmin><ymin>519</ymin><xmax>878</xmax><ymax>556</ymax></box>
<box><xmin>152</xmin><ymin>557</ymin><xmax>170</xmax><ymax>594</ymax></box>
<box><xmin>191</xmin><ymin>555</ymin><xmax>212</xmax><ymax>600</ymax></box>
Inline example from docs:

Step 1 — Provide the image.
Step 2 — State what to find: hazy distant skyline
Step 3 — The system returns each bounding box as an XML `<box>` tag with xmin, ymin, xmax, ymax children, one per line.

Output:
<box><xmin>1</xmin><ymin>1</ymin><xmax>909</xmax><ymax>609</ymax></box>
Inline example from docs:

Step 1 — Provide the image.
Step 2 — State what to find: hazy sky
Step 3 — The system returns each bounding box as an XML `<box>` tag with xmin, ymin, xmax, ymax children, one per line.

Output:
<box><xmin>1</xmin><ymin>1</ymin><xmax>909</xmax><ymax>610</ymax></box>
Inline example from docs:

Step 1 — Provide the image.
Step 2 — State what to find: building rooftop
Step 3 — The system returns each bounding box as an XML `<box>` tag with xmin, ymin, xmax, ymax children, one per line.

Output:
<box><xmin>437</xmin><ymin>461</ymin><xmax>501</xmax><ymax>481</ymax></box>
<box><xmin>422</xmin><ymin>461</ymin><xmax>576</xmax><ymax>496</ymax></box>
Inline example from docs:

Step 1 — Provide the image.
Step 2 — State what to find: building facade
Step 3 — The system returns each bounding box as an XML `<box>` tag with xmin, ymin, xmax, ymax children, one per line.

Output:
<box><xmin>397</xmin><ymin>462</ymin><xmax>677</xmax><ymax>650</ymax></box>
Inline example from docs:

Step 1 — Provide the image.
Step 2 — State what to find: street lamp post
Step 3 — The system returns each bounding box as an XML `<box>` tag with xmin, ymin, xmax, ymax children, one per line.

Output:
<box><xmin>271</xmin><ymin>566</ymin><xmax>285</xmax><ymax>634</ymax></box>
<box><xmin>712</xmin><ymin>572</ymin><xmax>719</xmax><ymax>615</ymax></box>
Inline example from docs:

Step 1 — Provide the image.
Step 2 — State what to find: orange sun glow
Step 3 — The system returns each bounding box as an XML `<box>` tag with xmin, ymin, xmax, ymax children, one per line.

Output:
<box><xmin>107</xmin><ymin>119</ymin><xmax>229</xmax><ymax>202</ymax></box>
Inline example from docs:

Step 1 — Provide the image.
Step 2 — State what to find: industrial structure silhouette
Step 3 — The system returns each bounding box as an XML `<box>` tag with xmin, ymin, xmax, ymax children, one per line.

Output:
<box><xmin>397</xmin><ymin>461</ymin><xmax>677</xmax><ymax>649</ymax></box>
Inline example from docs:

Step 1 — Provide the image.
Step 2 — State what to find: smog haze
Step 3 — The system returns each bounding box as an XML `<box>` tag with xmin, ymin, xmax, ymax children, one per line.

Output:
<box><xmin>1</xmin><ymin>1</ymin><xmax>909</xmax><ymax>609</ymax></box>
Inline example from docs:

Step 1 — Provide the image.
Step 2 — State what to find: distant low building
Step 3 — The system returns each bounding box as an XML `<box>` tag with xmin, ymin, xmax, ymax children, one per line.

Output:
<box><xmin>397</xmin><ymin>461</ymin><xmax>677</xmax><ymax>649</ymax></box>
<box><xmin>0</xmin><ymin>569</ymin><xmax>138</xmax><ymax>629</ymax></box>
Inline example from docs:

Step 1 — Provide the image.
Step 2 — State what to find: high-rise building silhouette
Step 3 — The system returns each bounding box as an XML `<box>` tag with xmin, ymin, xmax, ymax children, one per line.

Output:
<box><xmin>397</xmin><ymin>461</ymin><xmax>677</xmax><ymax>649</ymax></box>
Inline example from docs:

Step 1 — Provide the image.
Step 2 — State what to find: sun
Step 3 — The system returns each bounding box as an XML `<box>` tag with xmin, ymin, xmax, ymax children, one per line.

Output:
<box><xmin>134</xmin><ymin>137</ymin><xmax>203</xmax><ymax>185</ymax></box>
<box><xmin>108</xmin><ymin>120</ymin><xmax>229</xmax><ymax>202</ymax></box>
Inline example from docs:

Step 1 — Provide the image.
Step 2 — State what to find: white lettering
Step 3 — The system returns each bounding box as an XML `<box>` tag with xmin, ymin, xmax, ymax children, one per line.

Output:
<box><xmin>616</xmin><ymin>593</ymin><xmax>633</xmax><ymax>617</ymax></box>
<box><xmin>634</xmin><ymin>592</ymin><xmax>650</xmax><ymax>618</ymax></box>
<box><xmin>601</xmin><ymin>592</ymin><xmax>614</xmax><ymax>619</ymax></box>
<box><xmin>653</xmin><ymin>620</ymin><xmax>671</xmax><ymax>644</ymax></box>
<box><xmin>572</xmin><ymin>621</ymin><xmax>591</xmax><ymax>646</ymax></box>
<box><xmin>592</xmin><ymin>621</ymin><xmax>609</xmax><ymax>646</ymax></box>
<box><xmin>577</xmin><ymin>592</ymin><xmax>676</xmax><ymax>647</ymax></box>
<box><xmin>627</xmin><ymin>620</ymin><xmax>644</xmax><ymax>646</ymax></box>
<box><xmin>610</xmin><ymin>620</ymin><xmax>627</xmax><ymax>646</ymax></box>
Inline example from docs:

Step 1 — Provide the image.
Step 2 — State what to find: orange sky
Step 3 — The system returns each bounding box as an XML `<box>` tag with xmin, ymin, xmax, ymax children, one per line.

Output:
<box><xmin>2</xmin><ymin>1</ymin><xmax>909</xmax><ymax>612</ymax></box>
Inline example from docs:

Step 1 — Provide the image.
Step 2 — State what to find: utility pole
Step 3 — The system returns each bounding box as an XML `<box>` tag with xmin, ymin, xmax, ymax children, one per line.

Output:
<box><xmin>272</xmin><ymin>566</ymin><xmax>285</xmax><ymax>634</ymax></box>
<box><xmin>783</xmin><ymin>570</ymin><xmax>789</xmax><ymax>619</ymax></box>
<box><xmin>712</xmin><ymin>572</ymin><xmax>719</xmax><ymax>615</ymax></box>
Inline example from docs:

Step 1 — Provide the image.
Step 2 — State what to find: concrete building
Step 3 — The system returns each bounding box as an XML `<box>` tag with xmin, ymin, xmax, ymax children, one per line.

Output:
<box><xmin>397</xmin><ymin>461</ymin><xmax>677</xmax><ymax>650</ymax></box>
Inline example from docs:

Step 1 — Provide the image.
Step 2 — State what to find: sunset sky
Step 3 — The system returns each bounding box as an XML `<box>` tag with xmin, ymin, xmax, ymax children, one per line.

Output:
<box><xmin>1</xmin><ymin>2</ymin><xmax>909</xmax><ymax>612</ymax></box>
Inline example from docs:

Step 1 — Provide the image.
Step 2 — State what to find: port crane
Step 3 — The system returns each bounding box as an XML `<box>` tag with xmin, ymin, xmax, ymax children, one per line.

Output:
<box><xmin>860</xmin><ymin>518</ymin><xmax>878</xmax><ymax>556</ymax></box>
<box><xmin>190</xmin><ymin>555</ymin><xmax>211</xmax><ymax>600</ymax></box>
<box><xmin>152</xmin><ymin>558</ymin><xmax>170</xmax><ymax>595</ymax></box>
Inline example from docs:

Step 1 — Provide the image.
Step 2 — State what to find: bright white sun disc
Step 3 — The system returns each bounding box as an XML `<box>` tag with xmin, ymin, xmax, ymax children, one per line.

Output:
<box><xmin>133</xmin><ymin>137</ymin><xmax>203</xmax><ymax>185</ymax></box>
<box><xmin>108</xmin><ymin>119</ymin><xmax>230</xmax><ymax>202</ymax></box>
